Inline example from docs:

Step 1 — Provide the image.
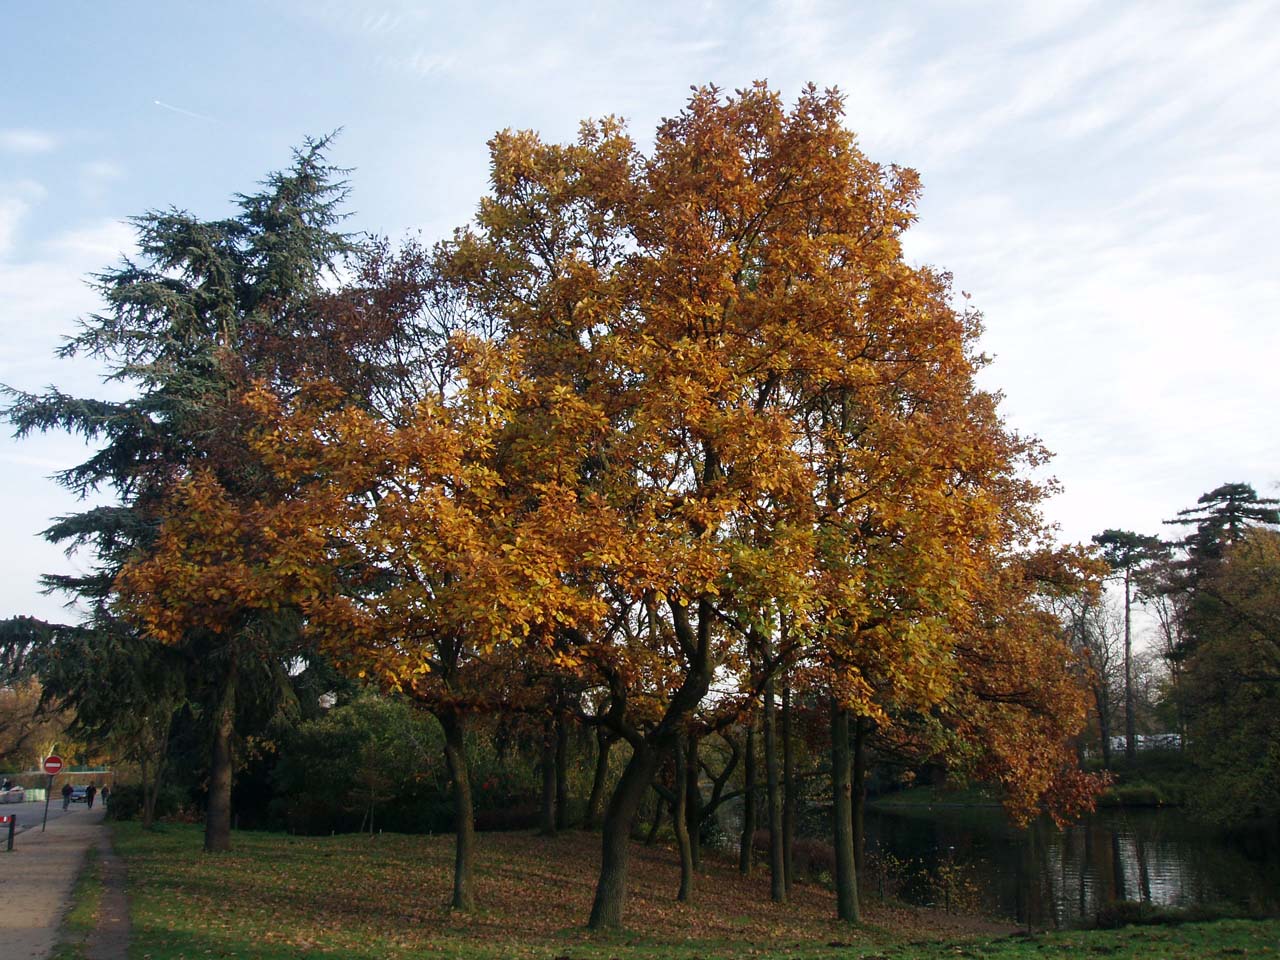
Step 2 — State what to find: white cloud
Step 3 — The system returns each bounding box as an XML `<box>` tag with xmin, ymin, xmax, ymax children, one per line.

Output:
<box><xmin>0</xmin><ymin>129</ymin><xmax>57</xmax><ymax>154</ymax></box>
<box><xmin>78</xmin><ymin>161</ymin><xmax>124</xmax><ymax>200</ymax></box>
<box><xmin>44</xmin><ymin>219</ymin><xmax>135</xmax><ymax>263</ymax></box>
<box><xmin>0</xmin><ymin>180</ymin><xmax>47</xmax><ymax>256</ymax></box>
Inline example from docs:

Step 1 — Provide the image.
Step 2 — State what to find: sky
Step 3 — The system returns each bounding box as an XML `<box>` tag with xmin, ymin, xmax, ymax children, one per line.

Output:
<box><xmin>2</xmin><ymin>0</ymin><xmax>1277</xmax><ymax>636</ymax></box>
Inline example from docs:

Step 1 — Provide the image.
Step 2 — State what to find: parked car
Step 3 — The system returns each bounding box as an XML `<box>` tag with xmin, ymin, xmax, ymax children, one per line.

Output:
<box><xmin>0</xmin><ymin>786</ymin><xmax>24</xmax><ymax>803</ymax></box>
<box><xmin>70</xmin><ymin>786</ymin><xmax>88</xmax><ymax>803</ymax></box>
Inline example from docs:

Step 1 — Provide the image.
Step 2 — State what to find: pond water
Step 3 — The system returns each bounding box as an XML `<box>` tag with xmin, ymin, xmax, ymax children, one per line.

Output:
<box><xmin>862</xmin><ymin>804</ymin><xmax>1280</xmax><ymax>928</ymax></box>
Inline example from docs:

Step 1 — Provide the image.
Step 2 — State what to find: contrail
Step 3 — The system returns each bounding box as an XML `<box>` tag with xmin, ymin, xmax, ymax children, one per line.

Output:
<box><xmin>152</xmin><ymin>99</ymin><xmax>214</xmax><ymax>122</ymax></box>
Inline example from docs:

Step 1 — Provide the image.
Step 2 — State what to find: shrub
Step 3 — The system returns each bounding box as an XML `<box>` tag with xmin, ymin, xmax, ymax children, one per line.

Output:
<box><xmin>1099</xmin><ymin>782</ymin><xmax>1168</xmax><ymax>807</ymax></box>
<box><xmin>865</xmin><ymin>850</ymin><xmax>914</xmax><ymax>901</ymax></box>
<box><xmin>748</xmin><ymin>830</ymin><xmax>836</xmax><ymax>884</ymax></box>
<box><xmin>474</xmin><ymin>800</ymin><xmax>539</xmax><ymax>831</ymax></box>
<box><xmin>791</xmin><ymin>837</ymin><xmax>836</xmax><ymax>880</ymax></box>
<box><xmin>104</xmin><ymin>783</ymin><xmax>188</xmax><ymax>823</ymax></box>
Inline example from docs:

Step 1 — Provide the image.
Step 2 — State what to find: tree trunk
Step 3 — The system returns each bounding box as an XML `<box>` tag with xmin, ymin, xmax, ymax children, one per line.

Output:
<box><xmin>763</xmin><ymin>675</ymin><xmax>786</xmax><ymax>902</ymax></box>
<box><xmin>685</xmin><ymin>729</ymin><xmax>701</xmax><ymax>871</ymax></box>
<box><xmin>644</xmin><ymin>787</ymin><xmax>664</xmax><ymax>845</ymax></box>
<box><xmin>589</xmin><ymin>742</ymin><xmax>660</xmax><ymax>929</ymax></box>
<box><xmin>831</xmin><ymin>701</ymin><xmax>860</xmax><ymax>922</ymax></box>
<box><xmin>204</xmin><ymin>658</ymin><xmax>237</xmax><ymax>853</ymax></box>
<box><xmin>141</xmin><ymin>709</ymin><xmax>172</xmax><ymax>831</ymax></box>
<box><xmin>673</xmin><ymin>736</ymin><xmax>694</xmax><ymax>902</ymax></box>
<box><xmin>852</xmin><ymin>715</ymin><xmax>868</xmax><ymax>879</ymax></box>
<box><xmin>555</xmin><ymin>713</ymin><xmax>570</xmax><ymax>830</ymax></box>
<box><xmin>1124</xmin><ymin>569</ymin><xmax>1136</xmax><ymax>763</ymax></box>
<box><xmin>584</xmin><ymin>728</ymin><xmax>612</xmax><ymax>830</ymax></box>
<box><xmin>141</xmin><ymin>754</ymin><xmax>156</xmax><ymax>829</ymax></box>
<box><xmin>1098</xmin><ymin>689</ymin><xmax>1113</xmax><ymax>769</ymax></box>
<box><xmin>739</xmin><ymin>720</ymin><xmax>756</xmax><ymax>875</ymax></box>
<box><xmin>440</xmin><ymin>711</ymin><xmax>476</xmax><ymax>911</ymax></box>
<box><xmin>589</xmin><ymin>595</ymin><xmax>715</xmax><ymax>928</ymax></box>
<box><xmin>782</xmin><ymin>683</ymin><xmax>795</xmax><ymax>895</ymax></box>
<box><xmin>540</xmin><ymin>717</ymin><xmax>557</xmax><ymax>837</ymax></box>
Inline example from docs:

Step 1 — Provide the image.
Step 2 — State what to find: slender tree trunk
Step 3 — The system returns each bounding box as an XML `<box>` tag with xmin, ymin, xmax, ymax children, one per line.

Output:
<box><xmin>739</xmin><ymin>720</ymin><xmax>756</xmax><ymax>875</ymax></box>
<box><xmin>763</xmin><ymin>675</ymin><xmax>786</xmax><ymax>902</ymax></box>
<box><xmin>204</xmin><ymin>658</ymin><xmax>237</xmax><ymax>853</ymax></box>
<box><xmin>674</xmin><ymin>737</ymin><xmax>693</xmax><ymax>902</ymax></box>
<box><xmin>439</xmin><ymin>711</ymin><xmax>476</xmax><ymax>911</ymax></box>
<box><xmin>141</xmin><ymin>710</ymin><xmax>172</xmax><ymax>830</ymax></box>
<box><xmin>589</xmin><ymin>742</ymin><xmax>660</xmax><ymax>929</ymax></box>
<box><xmin>644</xmin><ymin>786</ymin><xmax>664</xmax><ymax>845</ymax></box>
<box><xmin>782</xmin><ymin>683</ymin><xmax>795</xmax><ymax>895</ymax></box>
<box><xmin>141</xmin><ymin>754</ymin><xmax>156</xmax><ymax>829</ymax></box>
<box><xmin>685</xmin><ymin>729</ymin><xmax>701</xmax><ymax>871</ymax></box>
<box><xmin>852</xmin><ymin>715</ymin><xmax>868</xmax><ymax>878</ymax></box>
<box><xmin>584</xmin><ymin>728</ymin><xmax>612</xmax><ymax>830</ymax></box>
<box><xmin>556</xmin><ymin>713</ymin><xmax>570</xmax><ymax>830</ymax></box>
<box><xmin>540</xmin><ymin>717</ymin><xmax>557</xmax><ymax>837</ymax></box>
<box><xmin>1124</xmin><ymin>569</ymin><xmax>1136</xmax><ymax>763</ymax></box>
<box><xmin>1098</xmin><ymin>690</ymin><xmax>1113</xmax><ymax>769</ymax></box>
<box><xmin>831</xmin><ymin>700</ymin><xmax>860</xmax><ymax>922</ymax></box>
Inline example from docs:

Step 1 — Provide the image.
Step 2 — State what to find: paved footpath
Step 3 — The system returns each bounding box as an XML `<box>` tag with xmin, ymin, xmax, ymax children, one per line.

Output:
<box><xmin>0</xmin><ymin>802</ymin><xmax>111</xmax><ymax>959</ymax></box>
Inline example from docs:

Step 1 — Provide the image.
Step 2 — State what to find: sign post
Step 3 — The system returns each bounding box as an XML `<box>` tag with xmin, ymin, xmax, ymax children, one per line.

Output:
<box><xmin>41</xmin><ymin>755</ymin><xmax>63</xmax><ymax>832</ymax></box>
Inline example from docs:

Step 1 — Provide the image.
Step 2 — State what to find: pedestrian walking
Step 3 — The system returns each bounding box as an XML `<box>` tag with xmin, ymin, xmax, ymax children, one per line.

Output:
<box><xmin>101</xmin><ymin>784</ymin><xmax>110</xmax><ymax>807</ymax></box>
<box><xmin>61</xmin><ymin>781</ymin><xmax>73</xmax><ymax>810</ymax></box>
<box><xmin>86</xmin><ymin>783</ymin><xmax>97</xmax><ymax>809</ymax></box>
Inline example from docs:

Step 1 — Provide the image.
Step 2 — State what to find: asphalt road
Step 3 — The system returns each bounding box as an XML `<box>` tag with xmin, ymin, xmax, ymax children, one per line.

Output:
<box><xmin>5</xmin><ymin>799</ymin><xmax>102</xmax><ymax>834</ymax></box>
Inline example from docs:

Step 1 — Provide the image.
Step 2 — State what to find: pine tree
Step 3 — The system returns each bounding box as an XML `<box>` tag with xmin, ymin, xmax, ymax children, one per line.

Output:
<box><xmin>1167</xmin><ymin>483</ymin><xmax>1280</xmax><ymax>571</ymax></box>
<box><xmin>1091</xmin><ymin>530</ymin><xmax>1166</xmax><ymax>761</ymax></box>
<box><xmin>2</xmin><ymin>135</ymin><xmax>356</xmax><ymax>851</ymax></box>
<box><xmin>1163</xmin><ymin>482</ymin><xmax>1280</xmax><ymax>663</ymax></box>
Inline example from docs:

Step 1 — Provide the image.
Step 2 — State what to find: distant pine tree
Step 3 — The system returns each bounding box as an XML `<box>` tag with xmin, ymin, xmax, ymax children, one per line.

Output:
<box><xmin>1092</xmin><ymin>529</ymin><xmax>1167</xmax><ymax>762</ymax></box>
<box><xmin>1167</xmin><ymin>482</ymin><xmax>1280</xmax><ymax>570</ymax></box>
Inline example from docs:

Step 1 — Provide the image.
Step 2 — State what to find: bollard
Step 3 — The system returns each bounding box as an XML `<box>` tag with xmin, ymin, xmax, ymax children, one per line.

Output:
<box><xmin>1</xmin><ymin>814</ymin><xmax>14</xmax><ymax>851</ymax></box>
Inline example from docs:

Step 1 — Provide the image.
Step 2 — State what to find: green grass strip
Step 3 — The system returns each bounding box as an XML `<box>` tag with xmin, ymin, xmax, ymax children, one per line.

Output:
<box><xmin>50</xmin><ymin>846</ymin><xmax>103</xmax><ymax>960</ymax></box>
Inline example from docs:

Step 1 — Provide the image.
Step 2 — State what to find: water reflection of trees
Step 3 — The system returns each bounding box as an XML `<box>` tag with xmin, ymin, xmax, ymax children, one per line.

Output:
<box><xmin>865</xmin><ymin>807</ymin><xmax>1280</xmax><ymax>928</ymax></box>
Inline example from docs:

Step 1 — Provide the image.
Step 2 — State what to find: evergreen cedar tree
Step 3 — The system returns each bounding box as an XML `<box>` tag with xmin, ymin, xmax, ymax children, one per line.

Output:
<box><xmin>4</xmin><ymin>136</ymin><xmax>356</xmax><ymax>852</ymax></box>
<box><xmin>29</xmin><ymin>86</ymin><xmax>1102</xmax><ymax>926</ymax></box>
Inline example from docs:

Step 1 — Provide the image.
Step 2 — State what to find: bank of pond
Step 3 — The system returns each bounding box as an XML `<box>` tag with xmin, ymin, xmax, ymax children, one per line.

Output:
<box><xmin>863</xmin><ymin>799</ymin><xmax>1280</xmax><ymax>929</ymax></box>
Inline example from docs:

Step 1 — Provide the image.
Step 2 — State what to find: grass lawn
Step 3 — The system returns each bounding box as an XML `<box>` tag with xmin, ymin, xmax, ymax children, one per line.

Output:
<box><xmin>111</xmin><ymin>822</ymin><xmax>1278</xmax><ymax>959</ymax></box>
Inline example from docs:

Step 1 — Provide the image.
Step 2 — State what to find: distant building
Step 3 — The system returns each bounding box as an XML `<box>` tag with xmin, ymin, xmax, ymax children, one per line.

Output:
<box><xmin>1109</xmin><ymin>733</ymin><xmax>1182</xmax><ymax>752</ymax></box>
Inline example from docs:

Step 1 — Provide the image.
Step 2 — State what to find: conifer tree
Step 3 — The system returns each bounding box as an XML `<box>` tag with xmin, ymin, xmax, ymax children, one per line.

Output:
<box><xmin>1163</xmin><ymin>482</ymin><xmax>1280</xmax><ymax>661</ymax></box>
<box><xmin>2</xmin><ymin>136</ymin><xmax>355</xmax><ymax>851</ymax></box>
<box><xmin>1092</xmin><ymin>529</ymin><xmax>1166</xmax><ymax>761</ymax></box>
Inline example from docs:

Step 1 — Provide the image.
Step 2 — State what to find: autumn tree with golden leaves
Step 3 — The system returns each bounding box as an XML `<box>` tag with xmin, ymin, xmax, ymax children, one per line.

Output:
<box><xmin>109</xmin><ymin>84</ymin><xmax>1099</xmax><ymax>928</ymax></box>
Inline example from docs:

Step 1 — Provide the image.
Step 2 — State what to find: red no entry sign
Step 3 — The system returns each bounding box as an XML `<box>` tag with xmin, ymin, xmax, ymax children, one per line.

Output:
<box><xmin>43</xmin><ymin>755</ymin><xmax>64</xmax><ymax>775</ymax></box>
